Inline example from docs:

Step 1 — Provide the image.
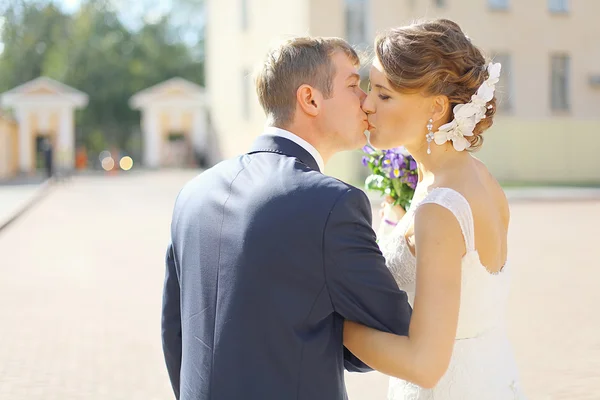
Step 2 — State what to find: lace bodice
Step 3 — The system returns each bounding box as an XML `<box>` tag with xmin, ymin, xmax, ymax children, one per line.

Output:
<box><xmin>378</xmin><ymin>188</ymin><xmax>526</xmax><ymax>399</ymax></box>
<box><xmin>379</xmin><ymin>187</ymin><xmax>511</xmax><ymax>339</ymax></box>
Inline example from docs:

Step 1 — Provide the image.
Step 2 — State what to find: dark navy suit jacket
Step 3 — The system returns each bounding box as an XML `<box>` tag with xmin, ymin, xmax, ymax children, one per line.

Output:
<box><xmin>161</xmin><ymin>134</ymin><xmax>412</xmax><ymax>399</ymax></box>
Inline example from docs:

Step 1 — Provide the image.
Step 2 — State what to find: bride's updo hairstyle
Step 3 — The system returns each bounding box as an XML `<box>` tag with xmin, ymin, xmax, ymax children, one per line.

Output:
<box><xmin>375</xmin><ymin>19</ymin><xmax>496</xmax><ymax>151</ymax></box>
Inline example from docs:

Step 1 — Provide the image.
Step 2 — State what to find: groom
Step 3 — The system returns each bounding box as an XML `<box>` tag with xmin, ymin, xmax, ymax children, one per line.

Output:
<box><xmin>161</xmin><ymin>37</ymin><xmax>412</xmax><ymax>400</ymax></box>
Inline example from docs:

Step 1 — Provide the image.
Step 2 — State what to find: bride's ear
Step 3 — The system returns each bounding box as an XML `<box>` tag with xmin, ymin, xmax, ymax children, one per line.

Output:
<box><xmin>431</xmin><ymin>95</ymin><xmax>450</xmax><ymax>123</ymax></box>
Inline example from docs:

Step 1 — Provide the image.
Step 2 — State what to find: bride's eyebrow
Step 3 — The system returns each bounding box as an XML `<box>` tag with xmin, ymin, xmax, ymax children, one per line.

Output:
<box><xmin>374</xmin><ymin>83</ymin><xmax>392</xmax><ymax>92</ymax></box>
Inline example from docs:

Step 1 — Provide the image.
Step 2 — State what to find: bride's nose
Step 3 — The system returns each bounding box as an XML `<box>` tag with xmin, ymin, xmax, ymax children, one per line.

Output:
<box><xmin>362</xmin><ymin>92</ymin><xmax>376</xmax><ymax>114</ymax></box>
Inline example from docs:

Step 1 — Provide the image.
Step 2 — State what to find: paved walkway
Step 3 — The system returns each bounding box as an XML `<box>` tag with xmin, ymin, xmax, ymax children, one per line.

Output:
<box><xmin>0</xmin><ymin>170</ymin><xmax>597</xmax><ymax>399</ymax></box>
<box><xmin>0</xmin><ymin>179</ymin><xmax>50</xmax><ymax>231</ymax></box>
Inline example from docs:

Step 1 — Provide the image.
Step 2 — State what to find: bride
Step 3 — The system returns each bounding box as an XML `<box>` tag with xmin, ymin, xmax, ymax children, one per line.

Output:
<box><xmin>343</xmin><ymin>19</ymin><xmax>527</xmax><ymax>399</ymax></box>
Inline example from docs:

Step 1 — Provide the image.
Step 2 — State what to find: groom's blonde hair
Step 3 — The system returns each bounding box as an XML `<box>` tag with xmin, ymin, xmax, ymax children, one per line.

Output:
<box><xmin>255</xmin><ymin>36</ymin><xmax>360</xmax><ymax>128</ymax></box>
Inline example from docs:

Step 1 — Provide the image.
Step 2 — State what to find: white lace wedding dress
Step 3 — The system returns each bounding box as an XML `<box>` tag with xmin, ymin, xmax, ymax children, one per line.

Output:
<box><xmin>378</xmin><ymin>187</ymin><xmax>527</xmax><ymax>400</ymax></box>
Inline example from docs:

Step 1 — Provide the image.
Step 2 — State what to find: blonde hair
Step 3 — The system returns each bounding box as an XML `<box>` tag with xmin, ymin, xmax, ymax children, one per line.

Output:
<box><xmin>255</xmin><ymin>37</ymin><xmax>360</xmax><ymax>127</ymax></box>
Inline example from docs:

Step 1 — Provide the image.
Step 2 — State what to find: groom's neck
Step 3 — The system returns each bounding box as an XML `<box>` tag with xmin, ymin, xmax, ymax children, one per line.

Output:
<box><xmin>280</xmin><ymin>123</ymin><xmax>334</xmax><ymax>165</ymax></box>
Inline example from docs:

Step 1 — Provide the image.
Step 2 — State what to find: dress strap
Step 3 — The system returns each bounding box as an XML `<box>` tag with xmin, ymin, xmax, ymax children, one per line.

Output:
<box><xmin>419</xmin><ymin>188</ymin><xmax>476</xmax><ymax>252</ymax></box>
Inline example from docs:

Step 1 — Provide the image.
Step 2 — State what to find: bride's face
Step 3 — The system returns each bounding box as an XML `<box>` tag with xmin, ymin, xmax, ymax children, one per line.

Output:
<box><xmin>363</xmin><ymin>60</ymin><xmax>434</xmax><ymax>150</ymax></box>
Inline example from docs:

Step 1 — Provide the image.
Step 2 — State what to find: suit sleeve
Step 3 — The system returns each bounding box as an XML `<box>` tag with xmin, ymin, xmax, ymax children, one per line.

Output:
<box><xmin>162</xmin><ymin>242</ymin><xmax>182</xmax><ymax>398</ymax></box>
<box><xmin>323</xmin><ymin>188</ymin><xmax>412</xmax><ymax>372</ymax></box>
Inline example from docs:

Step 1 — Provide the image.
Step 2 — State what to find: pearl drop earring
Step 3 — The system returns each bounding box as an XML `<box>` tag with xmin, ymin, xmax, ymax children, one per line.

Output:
<box><xmin>426</xmin><ymin>118</ymin><xmax>434</xmax><ymax>155</ymax></box>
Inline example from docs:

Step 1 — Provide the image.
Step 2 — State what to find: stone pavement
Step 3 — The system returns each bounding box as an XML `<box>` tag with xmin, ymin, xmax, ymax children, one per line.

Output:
<box><xmin>0</xmin><ymin>171</ymin><xmax>184</xmax><ymax>400</ymax></box>
<box><xmin>0</xmin><ymin>177</ymin><xmax>50</xmax><ymax>232</ymax></box>
<box><xmin>0</xmin><ymin>170</ymin><xmax>598</xmax><ymax>399</ymax></box>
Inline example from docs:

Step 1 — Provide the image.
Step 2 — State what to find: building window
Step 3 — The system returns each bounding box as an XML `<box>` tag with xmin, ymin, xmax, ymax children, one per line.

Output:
<box><xmin>550</xmin><ymin>55</ymin><xmax>570</xmax><ymax>112</ymax></box>
<box><xmin>240</xmin><ymin>0</ymin><xmax>249</xmax><ymax>31</ymax></box>
<box><xmin>242</xmin><ymin>69</ymin><xmax>250</xmax><ymax>120</ymax></box>
<box><xmin>345</xmin><ymin>0</ymin><xmax>369</xmax><ymax>47</ymax></box>
<box><xmin>488</xmin><ymin>0</ymin><xmax>509</xmax><ymax>10</ymax></box>
<box><xmin>548</xmin><ymin>0</ymin><xmax>568</xmax><ymax>13</ymax></box>
<box><xmin>492</xmin><ymin>53</ymin><xmax>513</xmax><ymax>112</ymax></box>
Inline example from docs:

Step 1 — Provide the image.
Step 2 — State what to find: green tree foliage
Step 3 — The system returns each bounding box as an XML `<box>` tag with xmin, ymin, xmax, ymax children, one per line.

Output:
<box><xmin>0</xmin><ymin>0</ymin><xmax>204</xmax><ymax>159</ymax></box>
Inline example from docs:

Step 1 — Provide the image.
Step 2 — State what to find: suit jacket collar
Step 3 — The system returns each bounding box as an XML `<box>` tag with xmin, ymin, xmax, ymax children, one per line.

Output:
<box><xmin>248</xmin><ymin>134</ymin><xmax>321</xmax><ymax>173</ymax></box>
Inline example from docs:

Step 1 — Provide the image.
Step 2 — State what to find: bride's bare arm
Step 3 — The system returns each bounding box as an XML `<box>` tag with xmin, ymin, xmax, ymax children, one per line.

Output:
<box><xmin>344</xmin><ymin>203</ymin><xmax>464</xmax><ymax>388</ymax></box>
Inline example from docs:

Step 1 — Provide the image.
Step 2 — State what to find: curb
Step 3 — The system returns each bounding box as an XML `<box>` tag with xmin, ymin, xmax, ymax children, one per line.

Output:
<box><xmin>0</xmin><ymin>179</ymin><xmax>54</xmax><ymax>234</ymax></box>
<box><xmin>503</xmin><ymin>188</ymin><xmax>600</xmax><ymax>203</ymax></box>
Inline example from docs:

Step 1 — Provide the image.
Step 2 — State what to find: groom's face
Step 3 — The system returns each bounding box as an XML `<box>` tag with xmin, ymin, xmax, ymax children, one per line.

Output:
<box><xmin>320</xmin><ymin>52</ymin><xmax>369</xmax><ymax>150</ymax></box>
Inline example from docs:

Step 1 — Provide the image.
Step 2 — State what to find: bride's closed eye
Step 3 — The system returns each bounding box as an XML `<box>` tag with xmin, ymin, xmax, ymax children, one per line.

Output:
<box><xmin>378</xmin><ymin>94</ymin><xmax>391</xmax><ymax>101</ymax></box>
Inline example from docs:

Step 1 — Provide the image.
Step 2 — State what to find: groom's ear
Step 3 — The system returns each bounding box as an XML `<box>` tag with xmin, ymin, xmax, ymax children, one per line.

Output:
<box><xmin>431</xmin><ymin>95</ymin><xmax>450</xmax><ymax>123</ymax></box>
<box><xmin>297</xmin><ymin>84</ymin><xmax>322</xmax><ymax>117</ymax></box>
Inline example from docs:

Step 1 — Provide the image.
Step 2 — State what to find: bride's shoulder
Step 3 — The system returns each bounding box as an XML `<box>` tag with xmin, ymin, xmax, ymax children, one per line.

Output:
<box><xmin>427</xmin><ymin>160</ymin><xmax>509</xmax><ymax>226</ymax></box>
<box><xmin>472</xmin><ymin>158</ymin><xmax>509</xmax><ymax>223</ymax></box>
<box><xmin>447</xmin><ymin>162</ymin><xmax>509</xmax><ymax>233</ymax></box>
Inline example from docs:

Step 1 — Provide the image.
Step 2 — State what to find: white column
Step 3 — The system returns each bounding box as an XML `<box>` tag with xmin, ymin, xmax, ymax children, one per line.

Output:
<box><xmin>58</xmin><ymin>107</ymin><xmax>75</xmax><ymax>169</ymax></box>
<box><xmin>16</xmin><ymin>108</ymin><xmax>32</xmax><ymax>173</ymax></box>
<box><xmin>192</xmin><ymin>108</ymin><xmax>207</xmax><ymax>153</ymax></box>
<box><xmin>143</xmin><ymin>108</ymin><xmax>160</xmax><ymax>168</ymax></box>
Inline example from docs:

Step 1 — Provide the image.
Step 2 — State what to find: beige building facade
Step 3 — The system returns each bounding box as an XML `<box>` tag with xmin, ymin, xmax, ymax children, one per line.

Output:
<box><xmin>207</xmin><ymin>0</ymin><xmax>600</xmax><ymax>184</ymax></box>
<box><xmin>0</xmin><ymin>77</ymin><xmax>88</xmax><ymax>175</ymax></box>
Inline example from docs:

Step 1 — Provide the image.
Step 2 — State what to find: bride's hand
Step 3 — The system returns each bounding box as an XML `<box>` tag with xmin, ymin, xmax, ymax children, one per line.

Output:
<box><xmin>380</xmin><ymin>196</ymin><xmax>406</xmax><ymax>225</ymax></box>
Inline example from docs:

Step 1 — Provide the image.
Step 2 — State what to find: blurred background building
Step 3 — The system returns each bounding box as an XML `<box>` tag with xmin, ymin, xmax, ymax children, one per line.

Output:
<box><xmin>0</xmin><ymin>0</ymin><xmax>210</xmax><ymax>177</ymax></box>
<box><xmin>0</xmin><ymin>77</ymin><xmax>88</xmax><ymax>175</ymax></box>
<box><xmin>0</xmin><ymin>111</ymin><xmax>18</xmax><ymax>180</ymax></box>
<box><xmin>0</xmin><ymin>0</ymin><xmax>598</xmax><ymax>186</ymax></box>
<box><xmin>129</xmin><ymin>77</ymin><xmax>214</xmax><ymax>169</ymax></box>
<box><xmin>206</xmin><ymin>0</ymin><xmax>600</xmax><ymax>185</ymax></box>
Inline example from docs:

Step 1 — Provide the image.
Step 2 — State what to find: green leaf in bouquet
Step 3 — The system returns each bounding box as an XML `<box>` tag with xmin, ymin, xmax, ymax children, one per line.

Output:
<box><xmin>365</xmin><ymin>174</ymin><xmax>385</xmax><ymax>192</ymax></box>
<box><xmin>391</xmin><ymin>179</ymin><xmax>404</xmax><ymax>197</ymax></box>
<box><xmin>390</xmin><ymin>181</ymin><xmax>415</xmax><ymax>211</ymax></box>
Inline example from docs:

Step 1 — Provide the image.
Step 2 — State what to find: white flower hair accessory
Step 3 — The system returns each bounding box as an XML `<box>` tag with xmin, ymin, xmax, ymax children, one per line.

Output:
<box><xmin>434</xmin><ymin>62</ymin><xmax>502</xmax><ymax>151</ymax></box>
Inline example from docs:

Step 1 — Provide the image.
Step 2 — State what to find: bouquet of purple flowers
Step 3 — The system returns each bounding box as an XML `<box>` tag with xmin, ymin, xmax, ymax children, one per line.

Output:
<box><xmin>362</xmin><ymin>145</ymin><xmax>418</xmax><ymax>211</ymax></box>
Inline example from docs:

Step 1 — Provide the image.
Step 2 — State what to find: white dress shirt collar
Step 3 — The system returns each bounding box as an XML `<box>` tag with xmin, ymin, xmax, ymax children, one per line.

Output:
<box><xmin>262</xmin><ymin>127</ymin><xmax>325</xmax><ymax>172</ymax></box>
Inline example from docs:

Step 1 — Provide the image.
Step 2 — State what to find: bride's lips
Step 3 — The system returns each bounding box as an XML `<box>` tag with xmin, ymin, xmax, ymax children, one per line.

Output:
<box><xmin>366</xmin><ymin>118</ymin><xmax>375</xmax><ymax>130</ymax></box>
